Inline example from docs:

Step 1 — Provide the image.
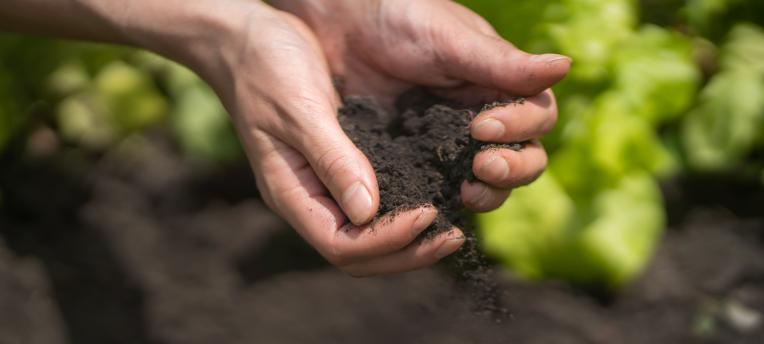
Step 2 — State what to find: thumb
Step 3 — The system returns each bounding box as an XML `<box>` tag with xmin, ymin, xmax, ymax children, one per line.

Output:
<box><xmin>440</xmin><ymin>32</ymin><xmax>571</xmax><ymax>96</ymax></box>
<box><xmin>293</xmin><ymin>113</ymin><xmax>380</xmax><ymax>226</ymax></box>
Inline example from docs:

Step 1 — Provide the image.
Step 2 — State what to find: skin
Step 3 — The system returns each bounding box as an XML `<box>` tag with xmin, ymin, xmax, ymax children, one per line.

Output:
<box><xmin>0</xmin><ymin>0</ymin><xmax>569</xmax><ymax>277</ymax></box>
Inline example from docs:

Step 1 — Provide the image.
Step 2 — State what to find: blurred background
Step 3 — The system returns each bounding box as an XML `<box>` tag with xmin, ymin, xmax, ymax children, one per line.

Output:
<box><xmin>0</xmin><ymin>0</ymin><xmax>762</xmax><ymax>343</ymax></box>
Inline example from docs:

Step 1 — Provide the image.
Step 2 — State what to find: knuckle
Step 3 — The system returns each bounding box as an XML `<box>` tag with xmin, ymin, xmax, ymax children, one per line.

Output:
<box><xmin>373</xmin><ymin>222</ymin><xmax>415</xmax><ymax>251</ymax></box>
<box><xmin>315</xmin><ymin>146</ymin><xmax>357</xmax><ymax>181</ymax></box>
<box><xmin>386</xmin><ymin>235</ymin><xmax>412</xmax><ymax>253</ymax></box>
<box><xmin>288</xmin><ymin>93</ymin><xmax>330</xmax><ymax>119</ymax></box>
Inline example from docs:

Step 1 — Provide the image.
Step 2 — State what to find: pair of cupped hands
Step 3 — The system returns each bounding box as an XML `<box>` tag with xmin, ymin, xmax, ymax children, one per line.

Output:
<box><xmin>29</xmin><ymin>0</ymin><xmax>566</xmax><ymax>276</ymax></box>
<box><xmin>207</xmin><ymin>0</ymin><xmax>570</xmax><ymax>276</ymax></box>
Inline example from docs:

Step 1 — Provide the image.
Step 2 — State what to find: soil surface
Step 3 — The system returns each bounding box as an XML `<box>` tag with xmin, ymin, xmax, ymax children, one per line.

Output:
<box><xmin>339</xmin><ymin>89</ymin><xmax>521</xmax><ymax>234</ymax></box>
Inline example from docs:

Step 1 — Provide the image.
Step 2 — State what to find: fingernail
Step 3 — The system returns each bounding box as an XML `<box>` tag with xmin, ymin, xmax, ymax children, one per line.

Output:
<box><xmin>342</xmin><ymin>181</ymin><xmax>373</xmax><ymax>225</ymax></box>
<box><xmin>473</xmin><ymin>118</ymin><xmax>505</xmax><ymax>141</ymax></box>
<box><xmin>480</xmin><ymin>156</ymin><xmax>509</xmax><ymax>182</ymax></box>
<box><xmin>470</xmin><ymin>184</ymin><xmax>491</xmax><ymax>209</ymax></box>
<box><xmin>532</xmin><ymin>53</ymin><xmax>572</xmax><ymax>64</ymax></box>
<box><xmin>435</xmin><ymin>236</ymin><xmax>466</xmax><ymax>259</ymax></box>
<box><xmin>413</xmin><ymin>206</ymin><xmax>437</xmax><ymax>231</ymax></box>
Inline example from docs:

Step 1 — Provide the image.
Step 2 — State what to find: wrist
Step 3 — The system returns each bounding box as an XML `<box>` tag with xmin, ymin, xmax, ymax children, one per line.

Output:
<box><xmin>89</xmin><ymin>0</ymin><xmax>275</xmax><ymax>85</ymax></box>
<box><xmin>116</xmin><ymin>0</ymin><xmax>262</xmax><ymax>69</ymax></box>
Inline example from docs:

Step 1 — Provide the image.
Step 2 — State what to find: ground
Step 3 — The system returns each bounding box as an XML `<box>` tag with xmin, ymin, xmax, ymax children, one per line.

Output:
<box><xmin>0</xmin><ymin>134</ymin><xmax>762</xmax><ymax>344</ymax></box>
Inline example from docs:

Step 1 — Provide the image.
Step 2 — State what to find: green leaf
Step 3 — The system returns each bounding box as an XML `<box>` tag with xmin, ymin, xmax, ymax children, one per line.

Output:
<box><xmin>587</xmin><ymin>92</ymin><xmax>679</xmax><ymax>178</ymax></box>
<box><xmin>544</xmin><ymin>0</ymin><xmax>637</xmax><ymax>81</ymax></box>
<box><xmin>684</xmin><ymin>0</ymin><xmax>744</xmax><ymax>32</ymax></box>
<box><xmin>457</xmin><ymin>0</ymin><xmax>555</xmax><ymax>50</ymax></box>
<box><xmin>682</xmin><ymin>24</ymin><xmax>764</xmax><ymax>171</ymax></box>
<box><xmin>610</xmin><ymin>25</ymin><xmax>699</xmax><ymax>125</ymax></box>
<box><xmin>478</xmin><ymin>171</ymin><xmax>664</xmax><ymax>289</ymax></box>
<box><xmin>478</xmin><ymin>172</ymin><xmax>575</xmax><ymax>280</ymax></box>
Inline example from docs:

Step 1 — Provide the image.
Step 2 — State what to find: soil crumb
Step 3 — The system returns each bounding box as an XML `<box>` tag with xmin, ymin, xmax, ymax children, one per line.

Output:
<box><xmin>339</xmin><ymin>88</ymin><xmax>522</xmax><ymax>235</ymax></box>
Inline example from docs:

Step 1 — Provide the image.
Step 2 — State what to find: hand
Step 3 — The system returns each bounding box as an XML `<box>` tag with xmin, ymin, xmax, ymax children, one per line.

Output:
<box><xmin>1</xmin><ymin>0</ymin><xmax>567</xmax><ymax>277</ymax></box>
<box><xmin>171</xmin><ymin>2</ymin><xmax>465</xmax><ymax>277</ymax></box>
<box><xmin>271</xmin><ymin>0</ymin><xmax>571</xmax><ymax>212</ymax></box>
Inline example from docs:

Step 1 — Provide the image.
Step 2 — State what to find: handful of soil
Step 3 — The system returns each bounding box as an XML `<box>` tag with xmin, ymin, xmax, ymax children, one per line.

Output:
<box><xmin>338</xmin><ymin>89</ymin><xmax>522</xmax><ymax>235</ymax></box>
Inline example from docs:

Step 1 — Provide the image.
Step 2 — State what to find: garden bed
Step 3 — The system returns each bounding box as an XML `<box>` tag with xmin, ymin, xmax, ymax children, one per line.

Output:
<box><xmin>0</xmin><ymin>133</ymin><xmax>762</xmax><ymax>344</ymax></box>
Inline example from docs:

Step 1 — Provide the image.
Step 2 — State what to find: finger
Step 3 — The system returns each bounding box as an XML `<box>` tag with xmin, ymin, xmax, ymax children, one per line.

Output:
<box><xmin>275</xmin><ymin>97</ymin><xmax>380</xmax><ymax>226</ymax></box>
<box><xmin>438</xmin><ymin>30</ymin><xmax>571</xmax><ymax>96</ymax></box>
<box><xmin>246</xmin><ymin>134</ymin><xmax>424</xmax><ymax>268</ymax></box>
<box><xmin>328</xmin><ymin>206</ymin><xmax>438</xmax><ymax>265</ymax></box>
<box><xmin>339</xmin><ymin>228</ymin><xmax>466</xmax><ymax>277</ymax></box>
<box><xmin>460</xmin><ymin>181</ymin><xmax>511</xmax><ymax>212</ymax></box>
<box><xmin>249</xmin><ymin>132</ymin><xmax>440</xmax><ymax>267</ymax></box>
<box><xmin>471</xmin><ymin>89</ymin><xmax>558</xmax><ymax>142</ymax></box>
<box><xmin>236</xmin><ymin>18</ymin><xmax>376</xmax><ymax>226</ymax></box>
<box><xmin>472</xmin><ymin>141</ymin><xmax>547</xmax><ymax>189</ymax></box>
<box><xmin>244</xmin><ymin>132</ymin><xmax>347</xmax><ymax>250</ymax></box>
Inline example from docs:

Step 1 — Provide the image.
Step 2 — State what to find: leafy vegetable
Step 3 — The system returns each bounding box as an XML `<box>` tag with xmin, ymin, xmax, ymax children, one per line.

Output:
<box><xmin>479</xmin><ymin>172</ymin><xmax>664</xmax><ymax>288</ymax></box>
<box><xmin>681</xmin><ymin>24</ymin><xmax>764</xmax><ymax>172</ymax></box>
<box><xmin>464</xmin><ymin>0</ymin><xmax>700</xmax><ymax>288</ymax></box>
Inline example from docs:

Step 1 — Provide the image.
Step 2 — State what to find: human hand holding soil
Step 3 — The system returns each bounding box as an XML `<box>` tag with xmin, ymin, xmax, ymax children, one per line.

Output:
<box><xmin>1</xmin><ymin>0</ymin><xmax>569</xmax><ymax>277</ymax></box>
<box><xmin>141</xmin><ymin>3</ymin><xmax>459</xmax><ymax>277</ymax></box>
<box><xmin>271</xmin><ymin>0</ymin><xmax>571</xmax><ymax>212</ymax></box>
<box><xmin>203</xmin><ymin>0</ymin><xmax>570</xmax><ymax>276</ymax></box>
<box><xmin>1</xmin><ymin>0</ymin><xmax>473</xmax><ymax>277</ymax></box>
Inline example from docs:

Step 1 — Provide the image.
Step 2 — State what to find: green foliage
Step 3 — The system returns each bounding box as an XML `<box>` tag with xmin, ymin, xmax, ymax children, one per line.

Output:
<box><xmin>684</xmin><ymin>0</ymin><xmax>746</xmax><ymax>31</ymax></box>
<box><xmin>681</xmin><ymin>24</ymin><xmax>764</xmax><ymax>171</ymax></box>
<box><xmin>467</xmin><ymin>0</ymin><xmax>763</xmax><ymax>290</ymax></box>
<box><xmin>681</xmin><ymin>0</ymin><xmax>764</xmax><ymax>40</ymax></box>
<box><xmin>0</xmin><ymin>35</ymin><xmax>239</xmax><ymax>163</ymax></box>
<box><xmin>51</xmin><ymin>60</ymin><xmax>168</xmax><ymax>149</ymax></box>
<box><xmin>479</xmin><ymin>171</ymin><xmax>664</xmax><ymax>288</ymax></box>
<box><xmin>161</xmin><ymin>61</ymin><xmax>242</xmax><ymax>163</ymax></box>
<box><xmin>463</xmin><ymin>0</ymin><xmax>705</xmax><ymax>289</ymax></box>
<box><xmin>0</xmin><ymin>36</ymin><xmax>161</xmax><ymax>151</ymax></box>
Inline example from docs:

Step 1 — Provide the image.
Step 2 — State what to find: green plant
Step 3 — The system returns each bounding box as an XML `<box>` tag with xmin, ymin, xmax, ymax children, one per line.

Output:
<box><xmin>462</xmin><ymin>0</ymin><xmax>703</xmax><ymax>288</ymax></box>
<box><xmin>681</xmin><ymin>23</ymin><xmax>764</xmax><ymax>174</ymax></box>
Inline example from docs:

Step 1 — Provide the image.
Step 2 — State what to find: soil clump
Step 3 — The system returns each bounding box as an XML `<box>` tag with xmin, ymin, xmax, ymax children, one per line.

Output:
<box><xmin>338</xmin><ymin>89</ymin><xmax>522</xmax><ymax>235</ymax></box>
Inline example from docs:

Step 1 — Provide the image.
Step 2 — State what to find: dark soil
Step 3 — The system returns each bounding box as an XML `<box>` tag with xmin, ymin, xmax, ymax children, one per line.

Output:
<box><xmin>339</xmin><ymin>90</ymin><xmax>522</xmax><ymax>315</ymax></box>
<box><xmin>1</xmin><ymin>133</ymin><xmax>763</xmax><ymax>344</ymax></box>
<box><xmin>338</xmin><ymin>89</ymin><xmax>522</xmax><ymax>234</ymax></box>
